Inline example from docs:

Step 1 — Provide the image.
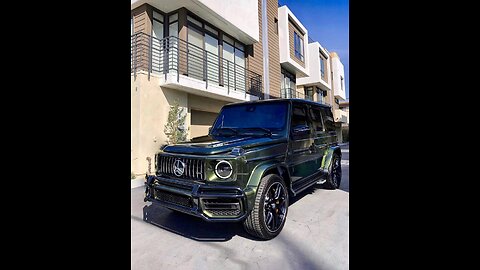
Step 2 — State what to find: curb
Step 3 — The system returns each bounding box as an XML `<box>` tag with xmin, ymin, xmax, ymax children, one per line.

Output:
<box><xmin>131</xmin><ymin>178</ymin><xmax>146</xmax><ymax>189</ymax></box>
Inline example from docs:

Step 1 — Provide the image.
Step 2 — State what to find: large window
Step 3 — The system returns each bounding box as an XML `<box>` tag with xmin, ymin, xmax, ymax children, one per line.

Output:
<box><xmin>185</xmin><ymin>14</ymin><xmax>245</xmax><ymax>90</ymax></box>
<box><xmin>152</xmin><ymin>11</ymin><xmax>164</xmax><ymax>72</ymax></box>
<box><xmin>320</xmin><ymin>57</ymin><xmax>325</xmax><ymax>79</ymax></box>
<box><xmin>304</xmin><ymin>86</ymin><xmax>314</xmax><ymax>101</ymax></box>
<box><xmin>316</xmin><ymin>87</ymin><xmax>325</xmax><ymax>104</ymax></box>
<box><xmin>223</xmin><ymin>35</ymin><xmax>246</xmax><ymax>91</ymax></box>
<box><xmin>168</xmin><ymin>13</ymin><xmax>179</xmax><ymax>69</ymax></box>
<box><xmin>281</xmin><ymin>69</ymin><xmax>296</xmax><ymax>98</ymax></box>
<box><xmin>294</xmin><ymin>32</ymin><xmax>304</xmax><ymax>61</ymax></box>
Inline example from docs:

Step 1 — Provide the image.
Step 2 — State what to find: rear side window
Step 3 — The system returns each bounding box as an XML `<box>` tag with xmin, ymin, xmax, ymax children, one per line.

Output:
<box><xmin>309</xmin><ymin>107</ymin><xmax>324</xmax><ymax>133</ymax></box>
<box><xmin>321</xmin><ymin>107</ymin><xmax>335</xmax><ymax>132</ymax></box>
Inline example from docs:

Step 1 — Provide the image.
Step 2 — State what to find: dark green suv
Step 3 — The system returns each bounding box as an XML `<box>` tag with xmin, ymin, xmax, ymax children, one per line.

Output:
<box><xmin>144</xmin><ymin>99</ymin><xmax>342</xmax><ymax>239</ymax></box>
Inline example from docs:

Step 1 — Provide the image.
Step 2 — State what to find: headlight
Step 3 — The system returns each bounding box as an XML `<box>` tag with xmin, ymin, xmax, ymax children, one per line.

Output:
<box><xmin>215</xmin><ymin>160</ymin><xmax>233</xmax><ymax>179</ymax></box>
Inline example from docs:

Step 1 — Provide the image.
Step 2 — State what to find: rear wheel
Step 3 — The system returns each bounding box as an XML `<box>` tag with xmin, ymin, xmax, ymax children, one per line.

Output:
<box><xmin>324</xmin><ymin>152</ymin><xmax>342</xmax><ymax>189</ymax></box>
<box><xmin>243</xmin><ymin>174</ymin><xmax>289</xmax><ymax>240</ymax></box>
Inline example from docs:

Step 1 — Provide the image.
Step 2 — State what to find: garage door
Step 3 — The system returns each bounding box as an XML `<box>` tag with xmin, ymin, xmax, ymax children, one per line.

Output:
<box><xmin>191</xmin><ymin>110</ymin><xmax>218</xmax><ymax>138</ymax></box>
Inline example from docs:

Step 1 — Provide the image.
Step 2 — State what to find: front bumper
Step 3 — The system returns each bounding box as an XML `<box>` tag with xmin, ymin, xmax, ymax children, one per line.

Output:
<box><xmin>144</xmin><ymin>175</ymin><xmax>251</xmax><ymax>222</ymax></box>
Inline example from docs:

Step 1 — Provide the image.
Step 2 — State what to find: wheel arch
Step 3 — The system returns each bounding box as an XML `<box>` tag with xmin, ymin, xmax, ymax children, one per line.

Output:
<box><xmin>245</xmin><ymin>161</ymin><xmax>290</xmax><ymax>207</ymax></box>
<box><xmin>320</xmin><ymin>145</ymin><xmax>342</xmax><ymax>173</ymax></box>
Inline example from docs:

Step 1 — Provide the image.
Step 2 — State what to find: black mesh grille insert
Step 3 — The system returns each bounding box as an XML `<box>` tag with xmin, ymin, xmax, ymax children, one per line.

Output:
<box><xmin>208</xmin><ymin>209</ymin><xmax>242</xmax><ymax>217</ymax></box>
<box><xmin>202</xmin><ymin>198</ymin><xmax>242</xmax><ymax>217</ymax></box>
<box><xmin>154</xmin><ymin>189</ymin><xmax>193</xmax><ymax>208</ymax></box>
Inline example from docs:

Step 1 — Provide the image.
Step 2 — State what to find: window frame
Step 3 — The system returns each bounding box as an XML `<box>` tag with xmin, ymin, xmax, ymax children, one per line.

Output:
<box><xmin>309</xmin><ymin>106</ymin><xmax>325</xmax><ymax>133</ymax></box>
<box><xmin>294</xmin><ymin>31</ymin><xmax>304</xmax><ymax>62</ymax></box>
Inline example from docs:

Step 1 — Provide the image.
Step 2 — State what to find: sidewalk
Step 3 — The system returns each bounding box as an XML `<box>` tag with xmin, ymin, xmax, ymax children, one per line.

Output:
<box><xmin>131</xmin><ymin>177</ymin><xmax>146</xmax><ymax>189</ymax></box>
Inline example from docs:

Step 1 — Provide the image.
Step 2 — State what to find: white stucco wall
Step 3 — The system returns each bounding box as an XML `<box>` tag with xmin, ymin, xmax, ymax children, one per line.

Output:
<box><xmin>297</xmin><ymin>42</ymin><xmax>331</xmax><ymax>91</ymax></box>
<box><xmin>331</xmin><ymin>53</ymin><xmax>346</xmax><ymax>101</ymax></box>
<box><xmin>278</xmin><ymin>5</ymin><xmax>309</xmax><ymax>77</ymax></box>
<box><xmin>197</xmin><ymin>0</ymin><xmax>259</xmax><ymax>42</ymax></box>
<box><xmin>131</xmin><ymin>0</ymin><xmax>259</xmax><ymax>44</ymax></box>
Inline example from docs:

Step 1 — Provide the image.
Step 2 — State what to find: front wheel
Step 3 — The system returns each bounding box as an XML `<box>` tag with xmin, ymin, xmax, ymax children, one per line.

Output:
<box><xmin>243</xmin><ymin>174</ymin><xmax>289</xmax><ymax>240</ymax></box>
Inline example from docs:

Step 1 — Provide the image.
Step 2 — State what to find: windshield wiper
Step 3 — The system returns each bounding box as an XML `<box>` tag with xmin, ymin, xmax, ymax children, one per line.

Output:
<box><xmin>211</xmin><ymin>127</ymin><xmax>238</xmax><ymax>136</ymax></box>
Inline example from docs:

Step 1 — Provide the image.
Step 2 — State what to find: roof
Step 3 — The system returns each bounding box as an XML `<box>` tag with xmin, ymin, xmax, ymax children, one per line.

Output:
<box><xmin>224</xmin><ymin>98</ymin><xmax>332</xmax><ymax>108</ymax></box>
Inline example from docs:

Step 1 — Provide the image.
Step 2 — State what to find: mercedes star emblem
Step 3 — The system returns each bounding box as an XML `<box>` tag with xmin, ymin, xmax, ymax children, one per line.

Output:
<box><xmin>173</xmin><ymin>159</ymin><xmax>185</xmax><ymax>177</ymax></box>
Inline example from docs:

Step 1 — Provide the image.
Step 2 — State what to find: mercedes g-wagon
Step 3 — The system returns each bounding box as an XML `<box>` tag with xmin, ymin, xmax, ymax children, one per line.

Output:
<box><xmin>145</xmin><ymin>99</ymin><xmax>342</xmax><ymax>239</ymax></box>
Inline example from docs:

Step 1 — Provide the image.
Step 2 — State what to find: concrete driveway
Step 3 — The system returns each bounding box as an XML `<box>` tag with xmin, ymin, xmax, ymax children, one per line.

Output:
<box><xmin>131</xmin><ymin>146</ymin><xmax>349</xmax><ymax>269</ymax></box>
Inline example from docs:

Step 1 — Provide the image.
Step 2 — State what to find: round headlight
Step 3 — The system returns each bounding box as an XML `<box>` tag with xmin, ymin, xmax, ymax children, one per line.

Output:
<box><xmin>215</xmin><ymin>160</ymin><xmax>233</xmax><ymax>179</ymax></box>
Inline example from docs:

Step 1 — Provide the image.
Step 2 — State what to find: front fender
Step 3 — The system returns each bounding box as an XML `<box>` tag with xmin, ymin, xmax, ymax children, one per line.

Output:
<box><xmin>243</xmin><ymin>160</ymin><xmax>280</xmax><ymax>211</ymax></box>
<box><xmin>320</xmin><ymin>145</ymin><xmax>341</xmax><ymax>173</ymax></box>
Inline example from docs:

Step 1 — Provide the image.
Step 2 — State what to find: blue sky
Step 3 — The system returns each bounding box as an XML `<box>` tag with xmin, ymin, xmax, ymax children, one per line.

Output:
<box><xmin>278</xmin><ymin>0</ymin><xmax>349</xmax><ymax>99</ymax></box>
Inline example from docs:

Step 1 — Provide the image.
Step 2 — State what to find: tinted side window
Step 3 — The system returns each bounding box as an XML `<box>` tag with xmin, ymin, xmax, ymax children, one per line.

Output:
<box><xmin>309</xmin><ymin>107</ymin><xmax>324</xmax><ymax>134</ymax></box>
<box><xmin>321</xmin><ymin>107</ymin><xmax>335</xmax><ymax>132</ymax></box>
<box><xmin>291</xmin><ymin>105</ymin><xmax>309</xmax><ymax>128</ymax></box>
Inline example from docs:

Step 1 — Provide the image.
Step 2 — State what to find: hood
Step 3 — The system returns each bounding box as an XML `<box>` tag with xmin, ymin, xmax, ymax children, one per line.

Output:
<box><xmin>162</xmin><ymin>135</ymin><xmax>286</xmax><ymax>155</ymax></box>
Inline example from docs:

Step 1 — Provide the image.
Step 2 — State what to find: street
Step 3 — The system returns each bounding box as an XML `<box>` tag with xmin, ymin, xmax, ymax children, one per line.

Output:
<box><xmin>131</xmin><ymin>144</ymin><xmax>349</xmax><ymax>269</ymax></box>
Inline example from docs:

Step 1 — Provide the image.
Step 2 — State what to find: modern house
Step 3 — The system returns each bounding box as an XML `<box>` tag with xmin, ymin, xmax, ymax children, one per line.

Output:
<box><xmin>277</xmin><ymin>5</ymin><xmax>309</xmax><ymax>100</ymax></box>
<box><xmin>326</xmin><ymin>51</ymin><xmax>347</xmax><ymax>141</ymax></box>
<box><xmin>131</xmin><ymin>0</ymin><xmax>348</xmax><ymax>176</ymax></box>
<box><xmin>131</xmin><ymin>0</ymin><xmax>280</xmax><ymax>176</ymax></box>
<box><xmin>296</xmin><ymin>40</ymin><xmax>331</xmax><ymax>104</ymax></box>
<box><xmin>339</xmin><ymin>100</ymin><xmax>349</xmax><ymax>142</ymax></box>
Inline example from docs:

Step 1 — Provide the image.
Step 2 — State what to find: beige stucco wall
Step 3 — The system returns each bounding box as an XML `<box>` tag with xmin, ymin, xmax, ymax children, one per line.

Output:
<box><xmin>131</xmin><ymin>72</ymin><xmax>188</xmax><ymax>176</ymax></box>
<box><xmin>190</xmin><ymin>110</ymin><xmax>219</xmax><ymax>138</ymax></box>
<box><xmin>131</xmin><ymin>73</ymin><xmax>229</xmax><ymax>176</ymax></box>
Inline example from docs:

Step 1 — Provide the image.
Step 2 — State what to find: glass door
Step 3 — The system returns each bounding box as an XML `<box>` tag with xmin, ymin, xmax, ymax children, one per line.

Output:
<box><xmin>152</xmin><ymin>12</ymin><xmax>164</xmax><ymax>72</ymax></box>
<box><xmin>204</xmin><ymin>33</ymin><xmax>219</xmax><ymax>84</ymax></box>
<box><xmin>187</xmin><ymin>26</ymin><xmax>204</xmax><ymax>80</ymax></box>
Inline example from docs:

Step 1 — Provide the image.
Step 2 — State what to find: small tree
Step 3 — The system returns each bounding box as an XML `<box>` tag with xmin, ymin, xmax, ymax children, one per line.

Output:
<box><xmin>164</xmin><ymin>100</ymin><xmax>188</xmax><ymax>144</ymax></box>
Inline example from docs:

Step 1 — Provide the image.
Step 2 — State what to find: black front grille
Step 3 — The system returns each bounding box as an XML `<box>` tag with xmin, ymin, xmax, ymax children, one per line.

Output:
<box><xmin>156</xmin><ymin>155</ymin><xmax>205</xmax><ymax>181</ymax></box>
<box><xmin>154</xmin><ymin>189</ymin><xmax>193</xmax><ymax>208</ymax></box>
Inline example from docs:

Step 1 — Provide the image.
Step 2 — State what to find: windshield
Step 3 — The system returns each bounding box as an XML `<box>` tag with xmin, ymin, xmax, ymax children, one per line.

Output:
<box><xmin>211</xmin><ymin>102</ymin><xmax>288</xmax><ymax>136</ymax></box>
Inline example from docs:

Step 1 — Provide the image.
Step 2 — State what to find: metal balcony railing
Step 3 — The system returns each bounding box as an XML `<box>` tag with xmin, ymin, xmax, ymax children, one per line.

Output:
<box><xmin>131</xmin><ymin>32</ymin><xmax>263</xmax><ymax>99</ymax></box>
<box><xmin>280</xmin><ymin>88</ymin><xmax>314</xmax><ymax>100</ymax></box>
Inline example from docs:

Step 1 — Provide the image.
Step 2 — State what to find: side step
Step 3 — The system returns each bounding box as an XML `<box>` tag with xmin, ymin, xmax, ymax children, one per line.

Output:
<box><xmin>291</xmin><ymin>172</ymin><xmax>326</xmax><ymax>196</ymax></box>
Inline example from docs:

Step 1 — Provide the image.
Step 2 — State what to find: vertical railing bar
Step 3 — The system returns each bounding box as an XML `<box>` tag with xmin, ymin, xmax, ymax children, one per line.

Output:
<box><xmin>148</xmin><ymin>34</ymin><xmax>152</xmax><ymax>80</ymax></box>
<box><xmin>205</xmin><ymin>51</ymin><xmax>208</xmax><ymax>89</ymax></box>
<box><xmin>177</xmin><ymin>37</ymin><xmax>180</xmax><ymax>82</ymax></box>
<box><xmin>134</xmin><ymin>34</ymin><xmax>137</xmax><ymax>80</ymax></box>
<box><xmin>227</xmin><ymin>61</ymin><xmax>230</xmax><ymax>94</ymax></box>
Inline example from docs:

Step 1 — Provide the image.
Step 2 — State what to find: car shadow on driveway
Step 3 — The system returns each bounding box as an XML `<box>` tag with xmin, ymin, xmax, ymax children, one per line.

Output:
<box><xmin>141</xmin><ymin>180</ymin><xmax>348</xmax><ymax>242</ymax></box>
<box><xmin>142</xmin><ymin>204</ymin><xmax>262</xmax><ymax>242</ymax></box>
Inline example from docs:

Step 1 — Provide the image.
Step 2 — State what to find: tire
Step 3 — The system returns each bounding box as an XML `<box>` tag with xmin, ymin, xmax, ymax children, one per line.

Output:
<box><xmin>323</xmin><ymin>152</ymin><xmax>342</xmax><ymax>189</ymax></box>
<box><xmin>243</xmin><ymin>174</ymin><xmax>289</xmax><ymax>240</ymax></box>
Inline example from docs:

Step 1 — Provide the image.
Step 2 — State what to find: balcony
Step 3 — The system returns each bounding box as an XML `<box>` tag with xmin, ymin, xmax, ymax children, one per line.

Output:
<box><xmin>280</xmin><ymin>88</ymin><xmax>315</xmax><ymax>101</ymax></box>
<box><xmin>131</xmin><ymin>32</ymin><xmax>263</xmax><ymax>101</ymax></box>
<box><xmin>131</xmin><ymin>0</ymin><xmax>259</xmax><ymax>44</ymax></box>
<box><xmin>296</xmin><ymin>42</ymin><xmax>331</xmax><ymax>91</ymax></box>
<box><xmin>334</xmin><ymin>109</ymin><xmax>348</xmax><ymax>123</ymax></box>
<box><xmin>278</xmin><ymin>6</ymin><xmax>309</xmax><ymax>78</ymax></box>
